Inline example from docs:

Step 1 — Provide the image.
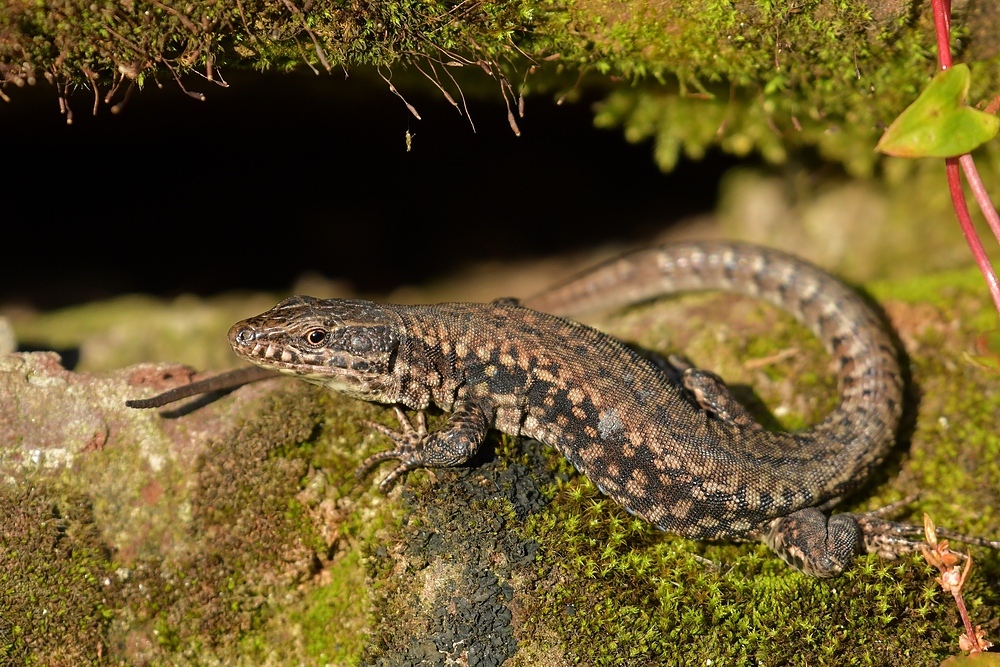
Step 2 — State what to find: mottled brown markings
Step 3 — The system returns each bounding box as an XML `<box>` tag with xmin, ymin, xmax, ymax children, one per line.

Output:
<box><xmin>535</xmin><ymin>368</ymin><xmax>557</xmax><ymax>383</ymax></box>
<box><xmin>219</xmin><ymin>243</ymin><xmax>926</xmax><ymax>576</ymax></box>
<box><xmin>671</xmin><ymin>498</ymin><xmax>693</xmax><ymax>520</ymax></box>
<box><xmin>625</xmin><ymin>469</ymin><xmax>649</xmax><ymax>499</ymax></box>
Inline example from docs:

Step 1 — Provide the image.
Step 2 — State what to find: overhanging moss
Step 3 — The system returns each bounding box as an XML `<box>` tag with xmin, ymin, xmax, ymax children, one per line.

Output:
<box><xmin>2</xmin><ymin>0</ymin><xmax>998</xmax><ymax>171</ymax></box>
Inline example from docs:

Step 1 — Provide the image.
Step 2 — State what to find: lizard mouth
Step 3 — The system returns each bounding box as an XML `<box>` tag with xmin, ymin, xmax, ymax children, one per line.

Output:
<box><xmin>228</xmin><ymin>323</ymin><xmax>387</xmax><ymax>396</ymax></box>
<box><xmin>229</xmin><ymin>324</ymin><xmax>356</xmax><ymax>371</ymax></box>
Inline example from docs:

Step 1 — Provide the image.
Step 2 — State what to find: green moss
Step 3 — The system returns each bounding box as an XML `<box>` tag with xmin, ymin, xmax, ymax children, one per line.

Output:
<box><xmin>581</xmin><ymin>0</ymin><xmax>1000</xmax><ymax>174</ymax></box>
<box><xmin>138</xmin><ymin>382</ymin><xmax>395</xmax><ymax>666</ymax></box>
<box><xmin>3</xmin><ymin>0</ymin><xmax>999</xmax><ymax>178</ymax></box>
<box><xmin>291</xmin><ymin>549</ymin><xmax>369</xmax><ymax>664</ymax></box>
<box><xmin>104</xmin><ymin>383</ymin><xmax>342</xmax><ymax>662</ymax></box>
<box><xmin>871</xmin><ymin>264</ymin><xmax>998</xmax><ymax>305</ymax></box>
<box><xmin>0</xmin><ymin>486</ymin><xmax>114</xmax><ymax>667</ymax></box>
<box><xmin>520</xmin><ymin>458</ymin><xmax>993</xmax><ymax>664</ymax></box>
<box><xmin>512</xmin><ymin>283</ymin><xmax>1000</xmax><ymax>665</ymax></box>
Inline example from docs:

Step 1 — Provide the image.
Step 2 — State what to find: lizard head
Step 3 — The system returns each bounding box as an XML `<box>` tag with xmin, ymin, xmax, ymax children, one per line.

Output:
<box><xmin>229</xmin><ymin>295</ymin><xmax>401</xmax><ymax>402</ymax></box>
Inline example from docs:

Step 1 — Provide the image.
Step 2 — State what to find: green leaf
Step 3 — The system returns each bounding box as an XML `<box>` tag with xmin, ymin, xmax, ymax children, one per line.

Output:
<box><xmin>940</xmin><ymin>652</ymin><xmax>1000</xmax><ymax>667</ymax></box>
<box><xmin>875</xmin><ymin>64</ymin><xmax>1000</xmax><ymax>158</ymax></box>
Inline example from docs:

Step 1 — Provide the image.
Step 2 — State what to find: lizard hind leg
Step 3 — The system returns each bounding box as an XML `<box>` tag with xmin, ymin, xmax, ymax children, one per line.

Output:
<box><xmin>764</xmin><ymin>505</ymin><xmax>1000</xmax><ymax>577</ymax></box>
<box><xmin>762</xmin><ymin>508</ymin><xmax>865</xmax><ymax>578</ymax></box>
<box><xmin>677</xmin><ymin>362</ymin><xmax>764</xmax><ymax>431</ymax></box>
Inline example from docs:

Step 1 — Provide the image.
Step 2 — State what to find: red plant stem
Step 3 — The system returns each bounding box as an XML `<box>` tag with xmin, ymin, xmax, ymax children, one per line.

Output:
<box><xmin>947</xmin><ymin>160</ymin><xmax>1000</xmax><ymax>314</ymax></box>
<box><xmin>930</xmin><ymin>0</ymin><xmax>1000</xmax><ymax>317</ymax></box>
<box><xmin>932</xmin><ymin>0</ymin><xmax>952</xmax><ymax>69</ymax></box>
<box><xmin>951</xmin><ymin>588</ymin><xmax>980</xmax><ymax>654</ymax></box>
<box><xmin>959</xmin><ymin>154</ymin><xmax>1000</xmax><ymax>243</ymax></box>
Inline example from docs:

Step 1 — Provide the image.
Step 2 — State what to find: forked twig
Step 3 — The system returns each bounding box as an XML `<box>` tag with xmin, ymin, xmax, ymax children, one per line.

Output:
<box><xmin>279</xmin><ymin>0</ymin><xmax>331</xmax><ymax>72</ymax></box>
<box><xmin>160</xmin><ymin>57</ymin><xmax>206</xmax><ymax>101</ymax></box>
<box><xmin>412</xmin><ymin>58</ymin><xmax>461</xmax><ymax>115</ymax></box>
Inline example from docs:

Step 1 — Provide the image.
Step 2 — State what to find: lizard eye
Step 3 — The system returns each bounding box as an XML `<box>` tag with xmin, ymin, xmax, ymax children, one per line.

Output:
<box><xmin>305</xmin><ymin>329</ymin><xmax>327</xmax><ymax>346</ymax></box>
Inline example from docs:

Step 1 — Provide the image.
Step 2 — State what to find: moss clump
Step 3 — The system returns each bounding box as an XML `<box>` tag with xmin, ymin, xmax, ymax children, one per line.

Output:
<box><xmin>287</xmin><ymin>547</ymin><xmax>369</xmax><ymax>664</ymax></box>
<box><xmin>873</xmin><ymin>267</ymin><xmax>1000</xmax><ymax>537</ymax></box>
<box><xmin>0</xmin><ymin>486</ymin><xmax>114</xmax><ymax>666</ymax></box>
<box><xmin>0</xmin><ymin>0</ymin><xmax>547</xmax><ymax>113</ymax></box>
<box><xmin>521</xmin><ymin>468</ymin><xmax>970</xmax><ymax>665</ymax></box>
<box><xmin>107</xmin><ymin>381</ymin><xmax>405</xmax><ymax>666</ymax></box>
<box><xmin>585</xmin><ymin>0</ymin><xmax>1000</xmax><ymax>174</ymax></box>
<box><xmin>511</xmin><ymin>282</ymin><xmax>1000</xmax><ymax>665</ymax></box>
<box><xmin>109</xmin><ymin>382</ymin><xmax>334</xmax><ymax>662</ymax></box>
<box><xmin>2</xmin><ymin>0</ymin><xmax>998</xmax><ymax>178</ymax></box>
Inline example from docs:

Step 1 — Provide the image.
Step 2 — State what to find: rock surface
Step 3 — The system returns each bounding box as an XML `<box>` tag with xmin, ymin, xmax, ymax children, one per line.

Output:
<box><xmin>2</xmin><ymin>264</ymin><xmax>999</xmax><ymax>666</ymax></box>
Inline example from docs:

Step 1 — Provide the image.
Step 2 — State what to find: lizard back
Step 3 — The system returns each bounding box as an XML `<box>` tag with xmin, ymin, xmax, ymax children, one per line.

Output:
<box><xmin>521</xmin><ymin>242</ymin><xmax>903</xmax><ymax>538</ymax></box>
<box><xmin>227</xmin><ymin>242</ymin><xmax>903</xmax><ymax>544</ymax></box>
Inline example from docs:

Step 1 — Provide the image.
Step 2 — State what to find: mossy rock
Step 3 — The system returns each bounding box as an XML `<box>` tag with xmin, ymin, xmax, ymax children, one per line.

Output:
<box><xmin>2</xmin><ymin>262</ymin><xmax>999</xmax><ymax>665</ymax></box>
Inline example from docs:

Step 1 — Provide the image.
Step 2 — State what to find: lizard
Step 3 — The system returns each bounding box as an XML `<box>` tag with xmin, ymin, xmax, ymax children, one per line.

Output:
<box><xmin>127</xmin><ymin>241</ymin><xmax>1000</xmax><ymax>577</ymax></box>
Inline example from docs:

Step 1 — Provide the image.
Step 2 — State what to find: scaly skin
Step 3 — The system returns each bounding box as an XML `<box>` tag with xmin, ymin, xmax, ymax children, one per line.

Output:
<box><xmin>131</xmin><ymin>242</ymin><xmax>999</xmax><ymax>576</ymax></box>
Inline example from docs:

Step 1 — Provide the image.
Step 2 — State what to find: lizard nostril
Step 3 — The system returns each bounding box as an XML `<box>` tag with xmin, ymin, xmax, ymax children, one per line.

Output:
<box><xmin>236</xmin><ymin>328</ymin><xmax>255</xmax><ymax>345</ymax></box>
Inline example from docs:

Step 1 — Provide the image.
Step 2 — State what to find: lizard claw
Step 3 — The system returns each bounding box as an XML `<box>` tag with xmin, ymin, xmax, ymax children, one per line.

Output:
<box><xmin>357</xmin><ymin>407</ymin><xmax>431</xmax><ymax>491</ymax></box>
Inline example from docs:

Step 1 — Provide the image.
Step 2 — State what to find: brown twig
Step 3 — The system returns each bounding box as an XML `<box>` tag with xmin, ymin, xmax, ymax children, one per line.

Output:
<box><xmin>278</xmin><ymin>0</ymin><xmax>331</xmax><ymax>72</ymax></box>
<box><xmin>556</xmin><ymin>66</ymin><xmax>587</xmax><ymax>105</ymax></box>
<box><xmin>440</xmin><ymin>62</ymin><xmax>475</xmax><ymax>132</ymax></box>
<box><xmin>159</xmin><ymin>58</ymin><xmax>206</xmax><ymax>101</ymax></box>
<box><xmin>59</xmin><ymin>83</ymin><xmax>73</xmax><ymax>125</ymax></box>
<box><xmin>377</xmin><ymin>68</ymin><xmax>421</xmax><ymax>120</ymax></box>
<box><xmin>110</xmin><ymin>79</ymin><xmax>137</xmax><ymax>114</ymax></box>
<box><xmin>412</xmin><ymin>58</ymin><xmax>461</xmax><ymax>115</ymax></box>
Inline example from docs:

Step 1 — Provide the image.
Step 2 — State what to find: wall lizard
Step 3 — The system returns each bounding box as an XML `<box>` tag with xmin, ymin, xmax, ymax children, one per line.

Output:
<box><xmin>127</xmin><ymin>241</ymin><xmax>999</xmax><ymax>577</ymax></box>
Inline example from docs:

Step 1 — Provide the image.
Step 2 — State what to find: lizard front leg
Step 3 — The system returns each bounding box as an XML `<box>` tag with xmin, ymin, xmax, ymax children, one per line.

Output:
<box><xmin>357</xmin><ymin>400</ymin><xmax>492</xmax><ymax>492</ymax></box>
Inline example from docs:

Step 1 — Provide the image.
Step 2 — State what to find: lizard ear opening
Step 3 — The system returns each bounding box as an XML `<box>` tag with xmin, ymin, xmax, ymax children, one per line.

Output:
<box><xmin>386</xmin><ymin>344</ymin><xmax>399</xmax><ymax>373</ymax></box>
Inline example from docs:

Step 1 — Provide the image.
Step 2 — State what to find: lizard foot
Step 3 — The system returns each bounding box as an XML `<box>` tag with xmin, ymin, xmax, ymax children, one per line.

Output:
<box><xmin>357</xmin><ymin>407</ymin><xmax>430</xmax><ymax>492</ymax></box>
<box><xmin>763</xmin><ymin>508</ymin><xmax>863</xmax><ymax>578</ymax></box>
<box><xmin>356</xmin><ymin>401</ymin><xmax>489</xmax><ymax>493</ymax></box>
<box><xmin>670</xmin><ymin>355</ymin><xmax>763</xmax><ymax>431</ymax></box>
<box><xmin>764</xmin><ymin>503</ymin><xmax>1000</xmax><ymax>577</ymax></box>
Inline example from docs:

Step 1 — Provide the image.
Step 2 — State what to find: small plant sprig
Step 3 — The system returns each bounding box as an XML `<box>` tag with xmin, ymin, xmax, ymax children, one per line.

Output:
<box><xmin>876</xmin><ymin>0</ymin><xmax>1000</xmax><ymax>320</ymax></box>
<box><xmin>920</xmin><ymin>513</ymin><xmax>993</xmax><ymax>656</ymax></box>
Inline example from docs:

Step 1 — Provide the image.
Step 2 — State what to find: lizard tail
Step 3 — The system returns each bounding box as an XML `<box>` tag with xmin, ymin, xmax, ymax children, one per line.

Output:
<box><xmin>524</xmin><ymin>241</ymin><xmax>904</xmax><ymax>499</ymax></box>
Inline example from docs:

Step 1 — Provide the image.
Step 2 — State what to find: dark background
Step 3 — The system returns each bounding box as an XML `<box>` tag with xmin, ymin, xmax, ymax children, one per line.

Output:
<box><xmin>2</xmin><ymin>67</ymin><xmax>736</xmax><ymax>310</ymax></box>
